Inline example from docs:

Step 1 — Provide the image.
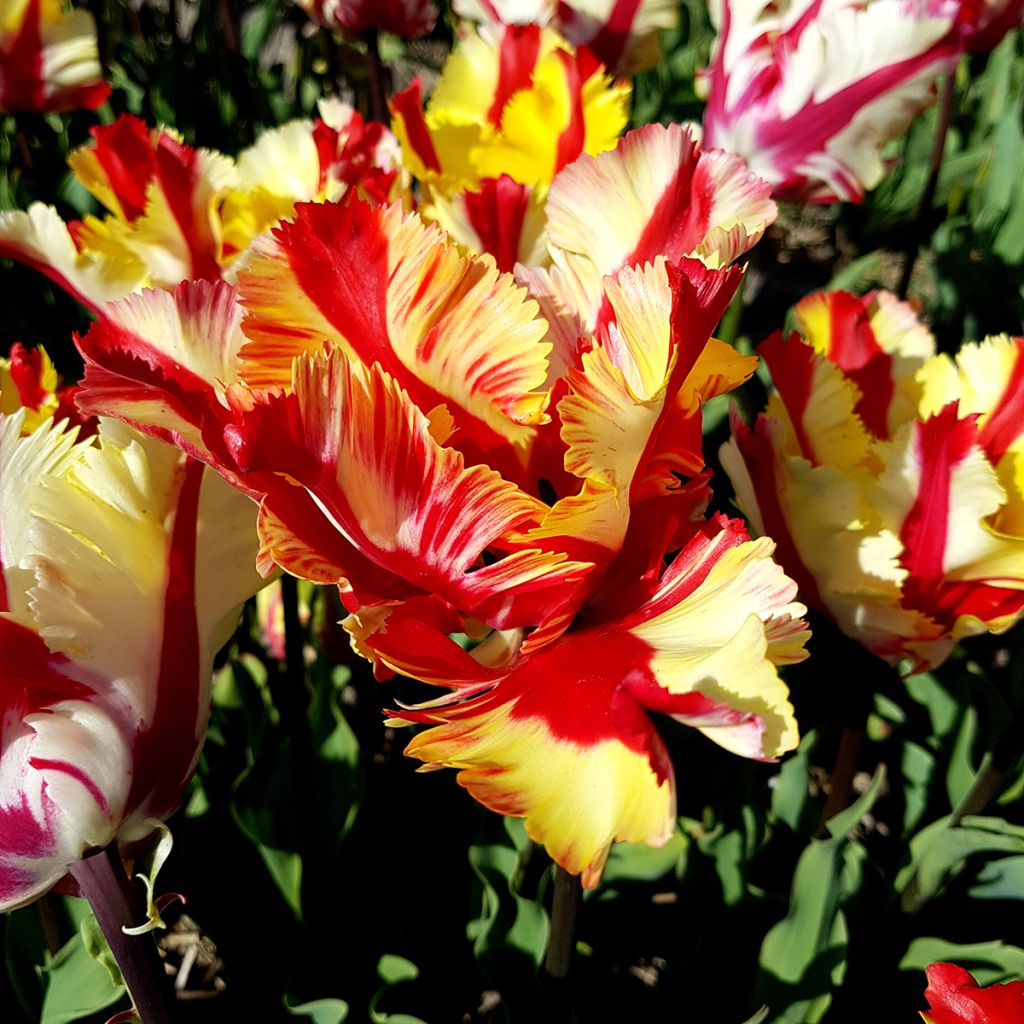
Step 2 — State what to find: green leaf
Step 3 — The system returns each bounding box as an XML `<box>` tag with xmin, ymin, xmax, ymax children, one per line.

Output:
<box><xmin>468</xmin><ymin>838</ymin><xmax>549</xmax><ymax>968</ymax></box>
<box><xmin>897</xmin><ymin>815</ymin><xmax>1024</xmax><ymax>912</ymax></box>
<box><xmin>899</xmin><ymin>740</ymin><xmax>937</xmax><ymax>837</ymax></box>
<box><xmin>39</xmin><ymin>932</ymin><xmax>125</xmax><ymax>1024</ymax></box>
<box><xmin>754</xmin><ymin>767</ymin><xmax>885</xmax><ymax>1021</ymax></box>
<box><xmin>968</xmin><ymin>854</ymin><xmax>1024</xmax><ymax>900</ymax></box>
<box><xmin>369</xmin><ymin>955</ymin><xmax>426</xmax><ymax>1024</ymax></box>
<box><xmin>376</xmin><ymin>955</ymin><xmax>418</xmax><ymax>986</ymax></box>
<box><xmin>257</xmin><ymin>845</ymin><xmax>303</xmax><ymax>919</ymax></box>
<box><xmin>901</xmin><ymin>938</ymin><xmax>1024</xmax><ymax>986</ymax></box>
<box><xmin>825</xmin><ymin>252</ymin><xmax>887</xmax><ymax>294</ymax></box>
<box><xmin>772</xmin><ymin>730</ymin><xmax>820</xmax><ymax>836</ymax></box>
<box><xmin>600</xmin><ymin>829</ymin><xmax>688</xmax><ymax>885</ymax></box>
<box><xmin>285</xmin><ymin>996</ymin><xmax>350</xmax><ymax>1024</ymax></box>
<box><xmin>78</xmin><ymin>914</ymin><xmax>122</xmax><ymax>988</ymax></box>
<box><xmin>946</xmin><ymin>705</ymin><xmax>981</xmax><ymax>810</ymax></box>
<box><xmin>242</xmin><ymin>0</ymin><xmax>282</xmax><ymax>61</ymax></box>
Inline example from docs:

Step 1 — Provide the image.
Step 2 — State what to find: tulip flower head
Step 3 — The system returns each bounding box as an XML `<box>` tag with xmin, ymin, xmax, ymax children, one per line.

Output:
<box><xmin>699</xmin><ymin>0</ymin><xmax>962</xmax><ymax>202</ymax></box>
<box><xmin>921</xmin><ymin>962</ymin><xmax>1024</xmax><ymax>1023</ymax></box>
<box><xmin>73</xmin><ymin>170</ymin><xmax>807</xmax><ymax>886</ymax></box>
<box><xmin>390</xmin><ymin>23</ymin><xmax>630</xmax><ymax>195</ymax></box>
<box><xmin>958</xmin><ymin>0</ymin><xmax>1024</xmax><ymax>50</ymax></box>
<box><xmin>0</xmin><ymin>0</ymin><xmax>108</xmax><ymax>113</ymax></box>
<box><xmin>452</xmin><ymin>0</ymin><xmax>680</xmax><ymax>75</ymax></box>
<box><xmin>722</xmin><ymin>289</ymin><xmax>1024</xmax><ymax>671</ymax></box>
<box><xmin>0</xmin><ymin>402</ymin><xmax>263</xmax><ymax>910</ymax></box>
<box><xmin>0</xmin><ymin>342</ymin><xmax>86</xmax><ymax>435</ymax></box>
<box><xmin>293</xmin><ymin>0</ymin><xmax>438</xmax><ymax>39</ymax></box>
<box><xmin>0</xmin><ymin>103</ymin><xmax>404</xmax><ymax>311</ymax></box>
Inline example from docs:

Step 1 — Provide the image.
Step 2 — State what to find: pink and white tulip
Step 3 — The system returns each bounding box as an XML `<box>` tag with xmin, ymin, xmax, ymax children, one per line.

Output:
<box><xmin>699</xmin><ymin>0</ymin><xmax>962</xmax><ymax>203</ymax></box>
<box><xmin>453</xmin><ymin>0</ymin><xmax>680</xmax><ymax>75</ymax></box>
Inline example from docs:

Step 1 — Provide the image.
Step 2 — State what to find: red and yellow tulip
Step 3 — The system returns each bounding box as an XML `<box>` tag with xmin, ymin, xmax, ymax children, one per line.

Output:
<box><xmin>921</xmin><ymin>962</ymin><xmax>1024</xmax><ymax>1023</ymax></box>
<box><xmin>0</xmin><ymin>0</ymin><xmax>108</xmax><ymax>113</ymax></box>
<box><xmin>722</xmin><ymin>289</ymin><xmax>1024</xmax><ymax>671</ymax></box>
<box><xmin>391</xmin><ymin>23</ymin><xmax>630</xmax><ymax>196</ymax></box>
<box><xmin>0</xmin><ymin>102</ymin><xmax>404</xmax><ymax>311</ymax></box>
<box><xmin>73</xmin><ymin>172</ymin><xmax>807</xmax><ymax>885</ymax></box>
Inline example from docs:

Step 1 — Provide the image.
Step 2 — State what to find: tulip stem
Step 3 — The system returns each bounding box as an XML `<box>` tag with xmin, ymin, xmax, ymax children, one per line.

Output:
<box><xmin>363</xmin><ymin>29</ymin><xmax>391</xmax><ymax>126</ymax></box>
<box><xmin>897</xmin><ymin>68</ymin><xmax>956</xmax><ymax>299</ymax></box>
<box><xmin>544</xmin><ymin>866</ymin><xmax>581</xmax><ymax>980</ymax></box>
<box><xmin>69</xmin><ymin>846</ymin><xmax>177</xmax><ymax>1024</ymax></box>
<box><xmin>818</xmin><ymin>724</ymin><xmax>863</xmax><ymax>834</ymax></box>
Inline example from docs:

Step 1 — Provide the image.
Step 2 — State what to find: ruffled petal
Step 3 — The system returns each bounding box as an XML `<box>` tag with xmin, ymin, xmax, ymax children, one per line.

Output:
<box><xmin>0</xmin><ymin>203</ymin><xmax>147</xmax><ymax>312</ymax></box>
<box><xmin>237</xmin><ymin>197</ymin><xmax>551</xmax><ymax>458</ymax></box>
<box><xmin>701</xmin><ymin>0</ymin><xmax>960</xmax><ymax>202</ymax></box>
<box><xmin>794</xmin><ymin>289</ymin><xmax>933</xmax><ymax>438</ymax></box>
<box><xmin>544</xmin><ymin>122</ymin><xmax>774</xmax><ymax>329</ymax></box>
<box><xmin>228</xmin><ymin>348</ymin><xmax>590</xmax><ymax>627</ymax></box>
<box><xmin>390</xmin><ymin>513</ymin><xmax>804</xmax><ymax>886</ymax></box>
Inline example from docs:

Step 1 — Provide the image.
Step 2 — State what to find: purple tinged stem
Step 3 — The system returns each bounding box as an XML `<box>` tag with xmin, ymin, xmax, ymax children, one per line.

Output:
<box><xmin>68</xmin><ymin>846</ymin><xmax>177</xmax><ymax>1024</ymax></box>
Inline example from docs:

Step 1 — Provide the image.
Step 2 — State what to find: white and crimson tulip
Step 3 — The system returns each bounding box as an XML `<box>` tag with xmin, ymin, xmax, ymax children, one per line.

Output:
<box><xmin>452</xmin><ymin>0</ymin><xmax>680</xmax><ymax>75</ymax></box>
<box><xmin>0</xmin><ymin>0</ymin><xmax>108</xmax><ymax>113</ymax></box>
<box><xmin>292</xmin><ymin>0</ymin><xmax>438</xmax><ymax>38</ymax></box>
<box><xmin>0</xmin><ymin>102</ymin><xmax>404</xmax><ymax>312</ymax></box>
<box><xmin>722</xmin><ymin>289</ymin><xmax>1024</xmax><ymax>671</ymax></box>
<box><xmin>418</xmin><ymin>120</ymin><xmax>775</xmax><ymax>351</ymax></box>
<box><xmin>699</xmin><ymin>0</ymin><xmax>962</xmax><ymax>203</ymax></box>
<box><xmin>958</xmin><ymin>0</ymin><xmax>1024</xmax><ymax>51</ymax></box>
<box><xmin>71</xmin><ymin>172</ymin><xmax>807</xmax><ymax>887</ymax></box>
<box><xmin>0</xmin><ymin>383</ymin><xmax>262</xmax><ymax>910</ymax></box>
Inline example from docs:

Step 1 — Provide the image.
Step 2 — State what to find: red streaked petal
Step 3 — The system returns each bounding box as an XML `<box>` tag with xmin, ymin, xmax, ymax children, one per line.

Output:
<box><xmin>393</xmin><ymin>627</ymin><xmax>677</xmax><ymax>888</ymax></box>
<box><xmin>238</xmin><ymin>197</ymin><xmax>550</xmax><ymax>457</ymax></box>
<box><xmin>390</xmin><ymin>513</ymin><xmax>803</xmax><ymax>884</ymax></box>
<box><xmin>758</xmin><ymin>330</ymin><xmax>874</xmax><ymax>468</ymax></box>
<box><xmin>794</xmin><ymin>290</ymin><xmax>933</xmax><ymax>438</ymax></box>
<box><xmin>75</xmin><ymin>280</ymin><xmax>254</xmax><ymax>491</ymax></box>
<box><xmin>0</xmin><ymin>203</ymin><xmax>148</xmax><ymax>312</ymax></box>
<box><xmin>426</xmin><ymin>174</ymin><xmax>548</xmax><ymax>274</ymax></box>
<box><xmin>545</xmin><ymin>122</ymin><xmax>774</xmax><ymax>329</ymax></box>
<box><xmin>229</xmin><ymin>348</ymin><xmax>589</xmax><ymax>627</ymax></box>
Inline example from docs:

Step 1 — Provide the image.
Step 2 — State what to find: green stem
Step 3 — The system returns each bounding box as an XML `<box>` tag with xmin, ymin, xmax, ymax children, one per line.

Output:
<box><xmin>544</xmin><ymin>866</ymin><xmax>581</xmax><ymax>980</ymax></box>
<box><xmin>68</xmin><ymin>847</ymin><xmax>177</xmax><ymax>1024</ymax></box>
<box><xmin>897</xmin><ymin>69</ymin><xmax>956</xmax><ymax>299</ymax></box>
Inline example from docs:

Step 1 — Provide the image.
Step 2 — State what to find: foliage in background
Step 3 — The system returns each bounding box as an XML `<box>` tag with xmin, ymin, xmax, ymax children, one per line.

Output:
<box><xmin>2</xmin><ymin>2</ymin><xmax>1024</xmax><ymax>1022</ymax></box>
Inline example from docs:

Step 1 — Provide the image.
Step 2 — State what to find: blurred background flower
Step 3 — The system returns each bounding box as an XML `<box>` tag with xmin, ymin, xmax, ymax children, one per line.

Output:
<box><xmin>0</xmin><ymin>0</ymin><xmax>108</xmax><ymax>113</ymax></box>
